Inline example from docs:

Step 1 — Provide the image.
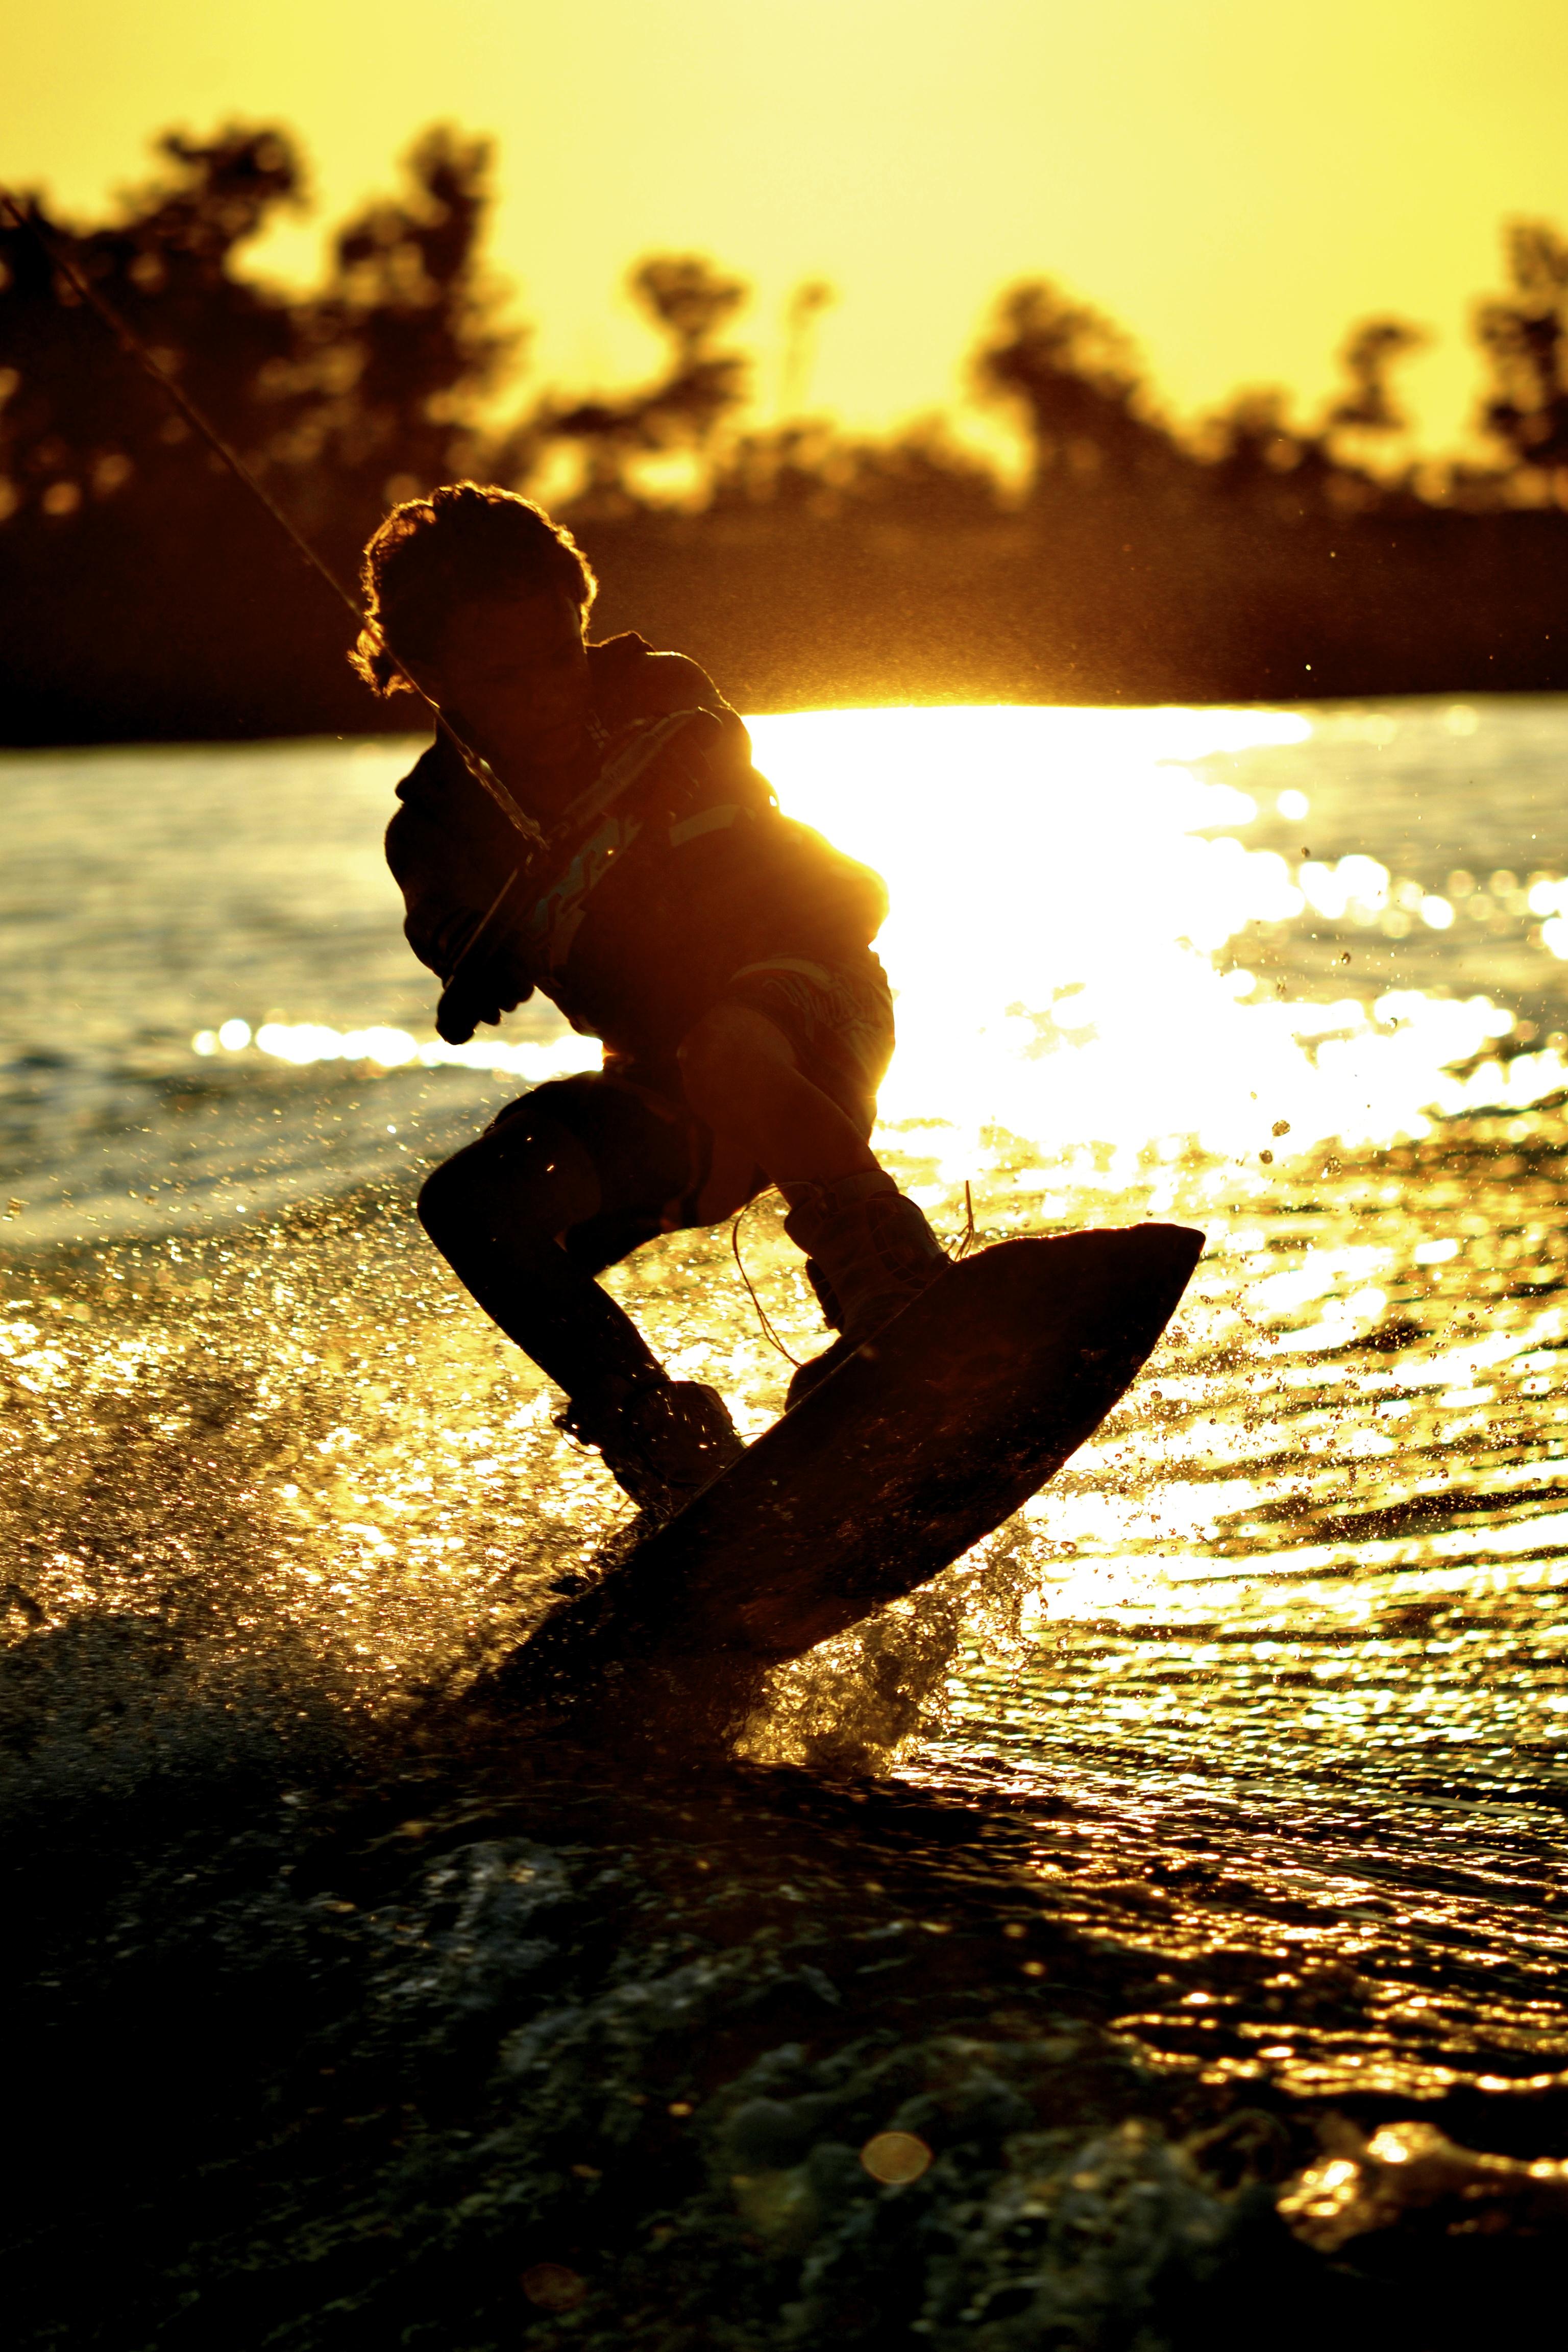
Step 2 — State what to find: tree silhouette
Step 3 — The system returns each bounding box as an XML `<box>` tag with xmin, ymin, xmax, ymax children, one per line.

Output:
<box><xmin>0</xmin><ymin>124</ymin><xmax>513</xmax><ymax>559</ymax></box>
<box><xmin>1326</xmin><ymin>317</ymin><xmax>1428</xmax><ymax>440</ymax></box>
<box><xmin>288</xmin><ymin>128</ymin><xmax>517</xmax><ymax>536</ymax></box>
<box><xmin>0</xmin><ymin>127</ymin><xmax>305</xmax><ymax>528</ymax></box>
<box><xmin>1476</xmin><ymin>222</ymin><xmax>1568</xmax><ymax>485</ymax></box>
<box><xmin>706</xmin><ymin>413</ymin><xmax>999</xmax><ymax>524</ymax></box>
<box><xmin>972</xmin><ymin>279</ymin><xmax>1182</xmax><ymax>489</ymax></box>
<box><xmin>779</xmin><ymin>278</ymin><xmax>835</xmax><ymax>417</ymax></box>
<box><xmin>1195</xmin><ymin>386</ymin><xmax>1305</xmax><ymax>491</ymax></box>
<box><xmin>538</xmin><ymin>255</ymin><xmax>750</xmax><ymax>503</ymax></box>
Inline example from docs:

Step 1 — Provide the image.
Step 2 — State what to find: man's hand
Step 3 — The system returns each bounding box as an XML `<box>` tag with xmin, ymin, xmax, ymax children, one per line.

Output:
<box><xmin>435</xmin><ymin>967</ymin><xmax>531</xmax><ymax>1045</ymax></box>
<box><xmin>431</xmin><ymin>890</ymin><xmax>533</xmax><ymax>1044</ymax></box>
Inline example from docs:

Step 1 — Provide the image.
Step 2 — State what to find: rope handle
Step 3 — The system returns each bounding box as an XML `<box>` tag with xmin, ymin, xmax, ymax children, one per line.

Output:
<box><xmin>731</xmin><ymin>1178</ymin><xmax>980</xmax><ymax>1365</ymax></box>
<box><xmin>729</xmin><ymin>1199</ymin><xmax>802</xmax><ymax>1366</ymax></box>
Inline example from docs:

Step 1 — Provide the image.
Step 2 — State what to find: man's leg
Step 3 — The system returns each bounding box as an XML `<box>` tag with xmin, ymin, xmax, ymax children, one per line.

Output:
<box><xmin>418</xmin><ymin>1108</ymin><xmax>659</xmax><ymax>1399</ymax></box>
<box><xmin>678</xmin><ymin>1003</ymin><xmax>948</xmax><ymax>1400</ymax></box>
<box><xmin>417</xmin><ymin>1084</ymin><xmax>741</xmax><ymax>1514</ymax></box>
<box><xmin>677</xmin><ymin>1001</ymin><xmax>876</xmax><ymax>1203</ymax></box>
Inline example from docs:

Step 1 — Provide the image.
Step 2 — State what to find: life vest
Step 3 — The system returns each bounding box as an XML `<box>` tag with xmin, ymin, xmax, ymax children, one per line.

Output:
<box><xmin>520</xmin><ymin>708</ymin><xmax>886</xmax><ymax>1059</ymax></box>
<box><xmin>388</xmin><ymin>651</ymin><xmax>887</xmax><ymax>1060</ymax></box>
<box><xmin>518</xmin><ymin>708</ymin><xmax>738</xmax><ymax>980</ymax></box>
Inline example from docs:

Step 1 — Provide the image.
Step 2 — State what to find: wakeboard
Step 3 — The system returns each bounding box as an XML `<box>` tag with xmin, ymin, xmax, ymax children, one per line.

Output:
<box><xmin>485</xmin><ymin>1222</ymin><xmax>1203</xmax><ymax>1720</ymax></box>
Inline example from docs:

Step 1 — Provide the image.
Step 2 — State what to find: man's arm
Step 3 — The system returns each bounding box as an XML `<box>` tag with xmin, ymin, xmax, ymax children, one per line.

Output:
<box><xmin>385</xmin><ymin>794</ymin><xmax>534</xmax><ymax>1041</ymax></box>
<box><xmin>629</xmin><ymin>650</ymin><xmax>777</xmax><ymax>815</ymax></box>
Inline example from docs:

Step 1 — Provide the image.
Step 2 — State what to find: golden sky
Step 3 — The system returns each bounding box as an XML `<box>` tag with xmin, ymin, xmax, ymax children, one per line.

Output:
<box><xmin>8</xmin><ymin>0</ymin><xmax>1568</xmax><ymax>456</ymax></box>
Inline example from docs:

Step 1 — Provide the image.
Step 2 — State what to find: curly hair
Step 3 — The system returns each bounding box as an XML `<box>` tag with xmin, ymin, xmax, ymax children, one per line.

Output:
<box><xmin>351</xmin><ymin>483</ymin><xmax>599</xmax><ymax>696</ymax></box>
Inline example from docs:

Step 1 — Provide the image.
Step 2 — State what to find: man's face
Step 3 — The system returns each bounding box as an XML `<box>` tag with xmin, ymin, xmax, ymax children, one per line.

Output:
<box><xmin>422</xmin><ymin>589</ymin><xmax>591</xmax><ymax>767</ymax></box>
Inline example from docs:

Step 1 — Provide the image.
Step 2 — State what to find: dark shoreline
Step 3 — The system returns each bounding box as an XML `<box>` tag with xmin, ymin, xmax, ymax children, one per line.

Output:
<box><xmin>3</xmin><ymin>498</ymin><xmax>1564</xmax><ymax>749</ymax></box>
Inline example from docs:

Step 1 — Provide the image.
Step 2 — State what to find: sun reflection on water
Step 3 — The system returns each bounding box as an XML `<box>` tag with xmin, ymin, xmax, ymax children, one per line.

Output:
<box><xmin>750</xmin><ymin>706</ymin><xmax>1568</xmax><ymax>1166</ymax></box>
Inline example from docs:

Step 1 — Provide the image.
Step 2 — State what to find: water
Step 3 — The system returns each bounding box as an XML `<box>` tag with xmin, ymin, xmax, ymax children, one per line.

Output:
<box><xmin>6</xmin><ymin>695</ymin><xmax>1568</xmax><ymax>2138</ymax></box>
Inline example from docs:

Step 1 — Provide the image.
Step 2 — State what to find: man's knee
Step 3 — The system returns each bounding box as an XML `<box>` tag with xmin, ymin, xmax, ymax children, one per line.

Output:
<box><xmin>419</xmin><ymin>1115</ymin><xmax>601</xmax><ymax>1257</ymax></box>
<box><xmin>417</xmin><ymin>1150</ymin><xmax>482</xmax><ymax>1251</ymax></box>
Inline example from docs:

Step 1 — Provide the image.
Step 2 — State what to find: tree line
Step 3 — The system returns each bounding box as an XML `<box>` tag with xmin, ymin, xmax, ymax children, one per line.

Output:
<box><xmin>2</xmin><ymin>123</ymin><xmax>1565</xmax><ymax>740</ymax></box>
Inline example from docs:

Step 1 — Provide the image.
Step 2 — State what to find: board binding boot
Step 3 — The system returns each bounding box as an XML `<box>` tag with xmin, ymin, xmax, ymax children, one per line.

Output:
<box><xmin>783</xmin><ymin>1169</ymin><xmax>949</xmax><ymax>1409</ymax></box>
<box><xmin>557</xmin><ymin>1374</ymin><xmax>744</xmax><ymax>1522</ymax></box>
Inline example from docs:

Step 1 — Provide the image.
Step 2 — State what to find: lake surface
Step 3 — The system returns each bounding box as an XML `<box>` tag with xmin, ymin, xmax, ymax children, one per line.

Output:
<box><xmin>5</xmin><ymin>695</ymin><xmax>1568</xmax><ymax>2124</ymax></box>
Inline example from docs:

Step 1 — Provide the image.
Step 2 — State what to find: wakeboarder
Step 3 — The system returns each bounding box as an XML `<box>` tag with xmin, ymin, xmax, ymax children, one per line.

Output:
<box><xmin>356</xmin><ymin>483</ymin><xmax>948</xmax><ymax>1520</ymax></box>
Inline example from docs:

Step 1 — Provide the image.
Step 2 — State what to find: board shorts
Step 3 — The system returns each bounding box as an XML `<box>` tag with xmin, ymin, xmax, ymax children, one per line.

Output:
<box><xmin>487</xmin><ymin>952</ymin><xmax>895</xmax><ymax>1274</ymax></box>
